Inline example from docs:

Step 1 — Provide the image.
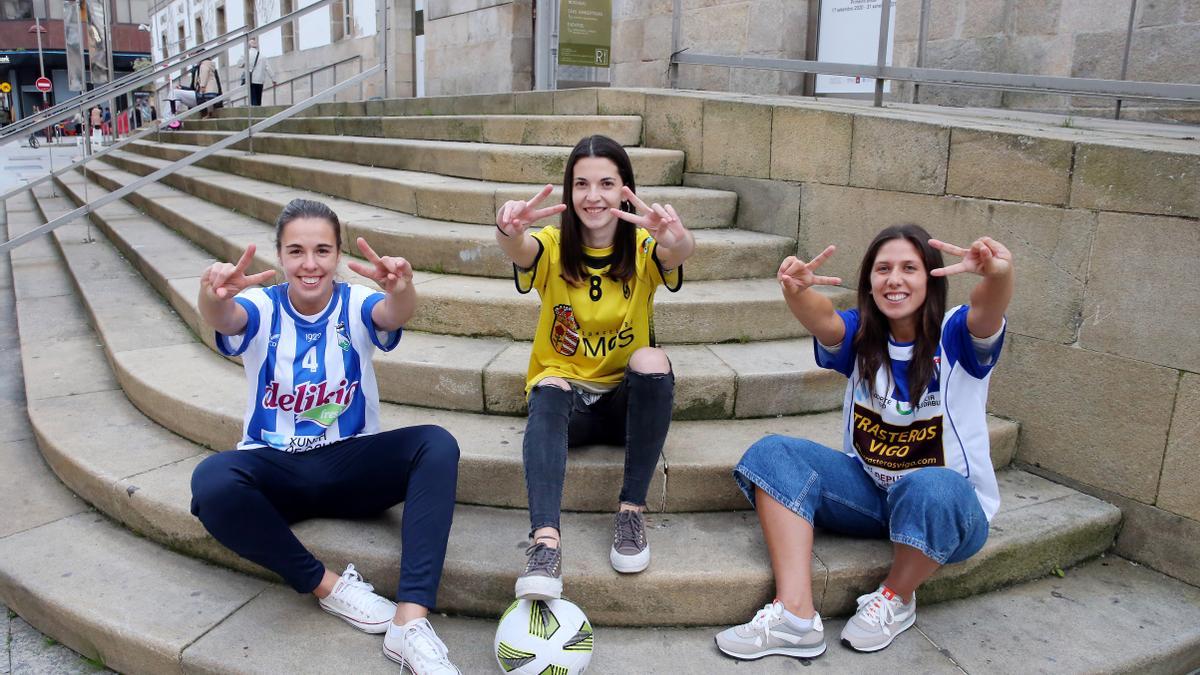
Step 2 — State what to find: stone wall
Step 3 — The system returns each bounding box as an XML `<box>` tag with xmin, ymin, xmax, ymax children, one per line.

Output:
<box><xmin>577</xmin><ymin>87</ymin><xmax>1200</xmax><ymax>585</ymax></box>
<box><xmin>888</xmin><ymin>0</ymin><xmax>1200</xmax><ymax>122</ymax></box>
<box><xmin>423</xmin><ymin>0</ymin><xmax>532</xmax><ymax>95</ymax></box>
<box><xmin>609</xmin><ymin>0</ymin><xmax>811</xmax><ymax>95</ymax></box>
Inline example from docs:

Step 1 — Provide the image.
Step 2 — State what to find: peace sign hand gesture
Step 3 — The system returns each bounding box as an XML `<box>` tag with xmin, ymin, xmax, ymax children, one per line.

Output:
<box><xmin>200</xmin><ymin>243</ymin><xmax>276</xmax><ymax>301</ymax></box>
<box><xmin>777</xmin><ymin>245</ymin><xmax>842</xmax><ymax>294</ymax></box>
<box><xmin>929</xmin><ymin>236</ymin><xmax>1013</xmax><ymax>278</ymax></box>
<box><xmin>609</xmin><ymin>186</ymin><xmax>687</xmax><ymax>249</ymax></box>
<box><xmin>496</xmin><ymin>183</ymin><xmax>568</xmax><ymax>238</ymax></box>
<box><xmin>346</xmin><ymin>237</ymin><xmax>413</xmax><ymax>295</ymax></box>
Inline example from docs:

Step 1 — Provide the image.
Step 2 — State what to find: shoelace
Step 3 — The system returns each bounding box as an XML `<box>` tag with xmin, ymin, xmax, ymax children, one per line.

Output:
<box><xmin>336</xmin><ymin>564</ymin><xmax>390</xmax><ymax>613</ymax></box>
<box><xmin>524</xmin><ymin>542</ymin><xmax>560</xmax><ymax>574</ymax></box>
<box><xmin>854</xmin><ymin>591</ymin><xmax>899</xmax><ymax>635</ymax></box>
<box><xmin>613</xmin><ymin>511</ymin><xmax>644</xmax><ymax>548</ymax></box>
<box><xmin>402</xmin><ymin>619</ymin><xmax>457</xmax><ymax>672</ymax></box>
<box><xmin>747</xmin><ymin>601</ymin><xmax>785</xmax><ymax>635</ymax></box>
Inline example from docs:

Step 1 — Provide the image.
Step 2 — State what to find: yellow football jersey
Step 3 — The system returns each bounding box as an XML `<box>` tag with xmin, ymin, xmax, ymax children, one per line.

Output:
<box><xmin>516</xmin><ymin>226</ymin><xmax>682</xmax><ymax>394</ymax></box>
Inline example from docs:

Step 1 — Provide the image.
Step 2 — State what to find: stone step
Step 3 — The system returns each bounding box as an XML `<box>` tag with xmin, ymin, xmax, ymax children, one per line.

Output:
<box><xmin>122</xmin><ymin>138</ymin><xmax>738</xmax><ymax>228</ymax></box>
<box><xmin>81</xmin><ymin>151</ymin><xmax>793</xmax><ymax>281</ymax></box>
<box><xmin>28</xmin><ymin>188</ymin><xmax>946</xmax><ymax>514</ymax></box>
<box><xmin>156</xmin><ymin>130</ymin><xmax>684</xmax><ymax>186</ymax></box>
<box><xmin>183</xmin><ymin>113</ymin><xmax>645</xmax><ymax>146</ymax></box>
<box><xmin>48</xmin><ymin>169</ymin><xmax>840</xmax><ymax>420</ymax></box>
<box><xmin>9</xmin><ymin>190</ymin><xmax>1120</xmax><ymax>630</ymax></box>
<box><xmin>65</xmin><ymin>162</ymin><xmax>833</xmax><ymax>345</ymax></box>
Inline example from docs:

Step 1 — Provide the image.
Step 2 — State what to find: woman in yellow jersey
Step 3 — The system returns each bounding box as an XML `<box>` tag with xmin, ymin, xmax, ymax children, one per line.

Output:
<box><xmin>495</xmin><ymin>135</ymin><xmax>696</xmax><ymax>600</ymax></box>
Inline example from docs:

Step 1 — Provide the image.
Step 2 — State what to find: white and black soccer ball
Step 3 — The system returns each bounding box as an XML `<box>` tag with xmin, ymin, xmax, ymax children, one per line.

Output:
<box><xmin>494</xmin><ymin>598</ymin><xmax>593</xmax><ymax>674</ymax></box>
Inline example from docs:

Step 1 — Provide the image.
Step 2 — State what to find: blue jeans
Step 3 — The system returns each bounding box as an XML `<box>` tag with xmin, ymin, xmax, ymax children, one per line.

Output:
<box><xmin>734</xmin><ymin>435</ymin><xmax>988</xmax><ymax>565</ymax></box>
<box><xmin>191</xmin><ymin>425</ymin><xmax>459</xmax><ymax>608</ymax></box>
<box><xmin>524</xmin><ymin>369</ymin><xmax>674</xmax><ymax>533</ymax></box>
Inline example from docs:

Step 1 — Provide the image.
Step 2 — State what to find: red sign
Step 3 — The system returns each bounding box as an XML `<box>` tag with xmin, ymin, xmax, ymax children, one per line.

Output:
<box><xmin>35</xmin><ymin>77</ymin><xmax>52</xmax><ymax>92</ymax></box>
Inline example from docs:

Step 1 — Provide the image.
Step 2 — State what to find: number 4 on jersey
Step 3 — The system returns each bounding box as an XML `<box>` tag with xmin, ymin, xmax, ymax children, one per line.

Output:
<box><xmin>302</xmin><ymin>348</ymin><xmax>320</xmax><ymax>372</ymax></box>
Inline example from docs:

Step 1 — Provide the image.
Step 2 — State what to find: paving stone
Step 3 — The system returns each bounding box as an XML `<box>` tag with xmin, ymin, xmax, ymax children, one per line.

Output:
<box><xmin>947</xmin><ymin>128</ymin><xmax>1074</xmax><ymax>205</ymax></box>
<box><xmin>918</xmin><ymin>557</ymin><xmax>1200</xmax><ymax>675</ymax></box>
<box><xmin>990</xmin><ymin>335</ymin><xmax>1178</xmax><ymax>503</ymax></box>
<box><xmin>1159</xmin><ymin>372</ymin><xmax>1200</xmax><ymax>521</ymax></box>
<box><xmin>770</xmin><ymin>106</ymin><xmax>853</xmax><ymax>185</ymax></box>
<box><xmin>701</xmin><ymin>99</ymin><xmax>772</xmax><ymax>178</ymax></box>
<box><xmin>850</xmin><ymin>116</ymin><xmax>950</xmax><ymax>195</ymax></box>
<box><xmin>1079</xmin><ymin>211</ymin><xmax>1200</xmax><ymax>371</ymax></box>
<box><xmin>0</xmin><ymin>513</ymin><xmax>268</xmax><ymax>675</ymax></box>
<box><xmin>9</xmin><ymin>617</ymin><xmax>115</xmax><ymax>674</ymax></box>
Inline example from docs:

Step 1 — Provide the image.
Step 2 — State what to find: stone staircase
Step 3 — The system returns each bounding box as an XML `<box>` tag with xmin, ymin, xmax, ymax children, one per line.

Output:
<box><xmin>2</xmin><ymin>90</ymin><xmax>1198</xmax><ymax>673</ymax></box>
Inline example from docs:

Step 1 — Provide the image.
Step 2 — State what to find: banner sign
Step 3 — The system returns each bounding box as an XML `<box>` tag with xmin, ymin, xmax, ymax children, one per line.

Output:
<box><xmin>558</xmin><ymin>0</ymin><xmax>611</xmax><ymax>68</ymax></box>
<box><xmin>84</xmin><ymin>0</ymin><xmax>111</xmax><ymax>85</ymax></box>
<box><xmin>816</xmin><ymin>0</ymin><xmax>895</xmax><ymax>94</ymax></box>
<box><xmin>64</xmin><ymin>0</ymin><xmax>87</xmax><ymax>91</ymax></box>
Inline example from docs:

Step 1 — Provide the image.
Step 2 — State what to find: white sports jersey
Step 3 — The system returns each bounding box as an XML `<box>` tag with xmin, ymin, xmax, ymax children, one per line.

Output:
<box><xmin>217</xmin><ymin>282</ymin><xmax>400</xmax><ymax>453</ymax></box>
<box><xmin>815</xmin><ymin>305</ymin><xmax>1004</xmax><ymax>520</ymax></box>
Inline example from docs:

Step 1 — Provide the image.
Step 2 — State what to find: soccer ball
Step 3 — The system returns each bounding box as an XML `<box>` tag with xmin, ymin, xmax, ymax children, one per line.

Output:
<box><xmin>494</xmin><ymin>598</ymin><xmax>593</xmax><ymax>674</ymax></box>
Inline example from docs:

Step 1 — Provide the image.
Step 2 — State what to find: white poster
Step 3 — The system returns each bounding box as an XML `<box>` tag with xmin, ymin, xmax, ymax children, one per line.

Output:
<box><xmin>816</xmin><ymin>0</ymin><xmax>895</xmax><ymax>94</ymax></box>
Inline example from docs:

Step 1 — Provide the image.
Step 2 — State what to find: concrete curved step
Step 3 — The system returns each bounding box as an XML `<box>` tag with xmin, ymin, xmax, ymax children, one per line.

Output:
<box><xmin>10</xmin><ymin>192</ymin><xmax>1120</xmax><ymax>629</ymax></box>
<box><xmin>48</xmin><ymin>168</ymin><xmax>845</xmax><ymax>420</ymax></box>
<box><xmin>122</xmin><ymin>139</ymin><xmax>738</xmax><ymax>228</ymax></box>
<box><xmin>184</xmin><ymin>113</ymin><xmax>645</xmax><ymax>146</ymax></box>
<box><xmin>61</xmin><ymin>165</ymin><xmax>841</xmax><ymax>345</ymax></box>
<box><xmin>157</xmin><ymin>130</ymin><xmax>683</xmax><ymax>186</ymax></box>
<box><xmin>83</xmin><ymin>152</ymin><xmax>794</xmax><ymax>281</ymax></box>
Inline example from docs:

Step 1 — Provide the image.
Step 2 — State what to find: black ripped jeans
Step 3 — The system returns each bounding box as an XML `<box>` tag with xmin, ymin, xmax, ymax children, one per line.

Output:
<box><xmin>523</xmin><ymin>368</ymin><xmax>675</xmax><ymax>533</ymax></box>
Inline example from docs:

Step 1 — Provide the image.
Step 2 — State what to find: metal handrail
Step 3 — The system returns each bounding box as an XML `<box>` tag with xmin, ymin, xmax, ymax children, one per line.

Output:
<box><xmin>0</xmin><ymin>83</ymin><xmax>244</xmax><ymax>205</ymax></box>
<box><xmin>250</xmin><ymin>54</ymin><xmax>364</xmax><ymax>107</ymax></box>
<box><xmin>0</xmin><ymin>65</ymin><xmax>381</xmax><ymax>254</ymax></box>
<box><xmin>1</xmin><ymin>0</ymin><xmax>341</xmax><ymax>144</ymax></box>
<box><xmin>671</xmin><ymin>52</ymin><xmax>1200</xmax><ymax>104</ymax></box>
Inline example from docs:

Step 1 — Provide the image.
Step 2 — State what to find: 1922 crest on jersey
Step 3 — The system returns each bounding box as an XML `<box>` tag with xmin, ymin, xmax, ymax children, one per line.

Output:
<box><xmin>550</xmin><ymin>304</ymin><xmax>580</xmax><ymax>356</ymax></box>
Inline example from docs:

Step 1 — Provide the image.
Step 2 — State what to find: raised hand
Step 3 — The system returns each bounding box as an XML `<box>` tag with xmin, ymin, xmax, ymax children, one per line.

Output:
<box><xmin>609</xmin><ymin>186</ymin><xmax>687</xmax><ymax>249</ymax></box>
<box><xmin>347</xmin><ymin>237</ymin><xmax>413</xmax><ymax>294</ymax></box>
<box><xmin>496</xmin><ymin>184</ymin><xmax>567</xmax><ymax>238</ymax></box>
<box><xmin>777</xmin><ymin>245</ymin><xmax>842</xmax><ymax>294</ymax></box>
<box><xmin>200</xmin><ymin>244</ymin><xmax>276</xmax><ymax>300</ymax></box>
<box><xmin>929</xmin><ymin>236</ymin><xmax>1013</xmax><ymax>278</ymax></box>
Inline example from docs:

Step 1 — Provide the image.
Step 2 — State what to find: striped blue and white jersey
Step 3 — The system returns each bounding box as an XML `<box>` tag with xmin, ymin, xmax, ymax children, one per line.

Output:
<box><xmin>216</xmin><ymin>282</ymin><xmax>401</xmax><ymax>453</ymax></box>
<box><xmin>815</xmin><ymin>305</ymin><xmax>1005</xmax><ymax>520</ymax></box>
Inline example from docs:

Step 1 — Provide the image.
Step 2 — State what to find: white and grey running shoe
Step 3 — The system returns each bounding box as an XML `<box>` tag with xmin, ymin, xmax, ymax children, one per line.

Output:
<box><xmin>840</xmin><ymin>587</ymin><xmax>916</xmax><ymax>652</ymax></box>
<box><xmin>715</xmin><ymin>601</ymin><xmax>827</xmax><ymax>660</ymax></box>
<box><xmin>609</xmin><ymin>510</ymin><xmax>651</xmax><ymax>573</ymax></box>
<box><xmin>515</xmin><ymin>541</ymin><xmax>563</xmax><ymax>600</ymax></box>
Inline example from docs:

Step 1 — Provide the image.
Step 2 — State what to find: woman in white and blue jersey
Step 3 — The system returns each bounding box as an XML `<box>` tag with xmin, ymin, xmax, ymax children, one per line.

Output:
<box><xmin>717</xmin><ymin>224</ymin><xmax>1015</xmax><ymax>660</ymax></box>
<box><xmin>189</xmin><ymin>199</ymin><xmax>462</xmax><ymax>674</ymax></box>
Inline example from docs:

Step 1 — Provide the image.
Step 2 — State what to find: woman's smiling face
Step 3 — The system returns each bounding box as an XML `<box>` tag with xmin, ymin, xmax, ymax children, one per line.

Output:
<box><xmin>869</xmin><ymin>237</ymin><xmax>928</xmax><ymax>334</ymax></box>
<box><xmin>278</xmin><ymin>216</ymin><xmax>340</xmax><ymax>314</ymax></box>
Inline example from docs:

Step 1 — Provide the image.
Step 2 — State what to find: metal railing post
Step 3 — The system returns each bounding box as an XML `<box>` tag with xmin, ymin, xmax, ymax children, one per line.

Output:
<box><xmin>1115</xmin><ymin>0</ymin><xmax>1138</xmax><ymax>120</ymax></box>
<box><xmin>669</xmin><ymin>0</ymin><xmax>681</xmax><ymax>89</ymax></box>
<box><xmin>244</xmin><ymin>34</ymin><xmax>254</xmax><ymax>154</ymax></box>
<box><xmin>913</xmin><ymin>0</ymin><xmax>931</xmax><ymax>104</ymax></box>
<box><xmin>873</xmin><ymin>0</ymin><xmax>892</xmax><ymax>107</ymax></box>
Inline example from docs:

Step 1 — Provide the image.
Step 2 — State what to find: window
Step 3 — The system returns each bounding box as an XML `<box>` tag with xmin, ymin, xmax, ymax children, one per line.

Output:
<box><xmin>243</xmin><ymin>0</ymin><xmax>255</xmax><ymax>29</ymax></box>
<box><xmin>194</xmin><ymin>15</ymin><xmax>203</xmax><ymax>45</ymax></box>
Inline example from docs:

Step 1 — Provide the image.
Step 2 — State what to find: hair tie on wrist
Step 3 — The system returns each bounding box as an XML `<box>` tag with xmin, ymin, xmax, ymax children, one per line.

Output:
<box><xmin>495</xmin><ymin>223</ymin><xmax>511</xmax><ymax>238</ymax></box>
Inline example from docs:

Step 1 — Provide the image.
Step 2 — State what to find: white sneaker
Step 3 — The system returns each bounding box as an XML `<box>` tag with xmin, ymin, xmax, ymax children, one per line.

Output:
<box><xmin>384</xmin><ymin>617</ymin><xmax>462</xmax><ymax>674</ymax></box>
<box><xmin>839</xmin><ymin>586</ymin><xmax>916</xmax><ymax>652</ymax></box>
<box><xmin>317</xmin><ymin>563</ymin><xmax>397</xmax><ymax>634</ymax></box>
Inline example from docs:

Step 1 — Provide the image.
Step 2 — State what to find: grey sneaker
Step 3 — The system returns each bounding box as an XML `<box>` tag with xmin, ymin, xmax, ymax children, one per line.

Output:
<box><xmin>515</xmin><ymin>542</ymin><xmax>563</xmax><ymax>600</ymax></box>
<box><xmin>840</xmin><ymin>587</ymin><xmax>916</xmax><ymax>652</ymax></box>
<box><xmin>609</xmin><ymin>510</ymin><xmax>650</xmax><ymax>573</ymax></box>
<box><xmin>715</xmin><ymin>601</ymin><xmax>826</xmax><ymax>660</ymax></box>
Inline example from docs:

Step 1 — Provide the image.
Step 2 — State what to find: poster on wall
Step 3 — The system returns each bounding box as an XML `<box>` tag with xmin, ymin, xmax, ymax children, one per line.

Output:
<box><xmin>815</xmin><ymin>0</ymin><xmax>895</xmax><ymax>94</ymax></box>
<box><xmin>558</xmin><ymin>0</ymin><xmax>611</xmax><ymax>68</ymax></box>
<box><xmin>64</xmin><ymin>0</ymin><xmax>87</xmax><ymax>91</ymax></box>
<box><xmin>84</xmin><ymin>0</ymin><xmax>111</xmax><ymax>85</ymax></box>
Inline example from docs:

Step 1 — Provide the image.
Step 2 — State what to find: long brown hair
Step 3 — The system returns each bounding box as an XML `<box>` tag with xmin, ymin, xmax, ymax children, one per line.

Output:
<box><xmin>558</xmin><ymin>135</ymin><xmax>638</xmax><ymax>286</ymax></box>
<box><xmin>853</xmin><ymin>224</ymin><xmax>947</xmax><ymax>408</ymax></box>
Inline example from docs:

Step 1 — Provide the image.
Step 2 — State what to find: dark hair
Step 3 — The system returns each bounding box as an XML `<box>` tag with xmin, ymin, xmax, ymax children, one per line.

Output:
<box><xmin>558</xmin><ymin>135</ymin><xmax>638</xmax><ymax>286</ymax></box>
<box><xmin>853</xmin><ymin>224</ymin><xmax>947</xmax><ymax>409</ymax></box>
<box><xmin>274</xmin><ymin>198</ymin><xmax>342</xmax><ymax>251</ymax></box>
